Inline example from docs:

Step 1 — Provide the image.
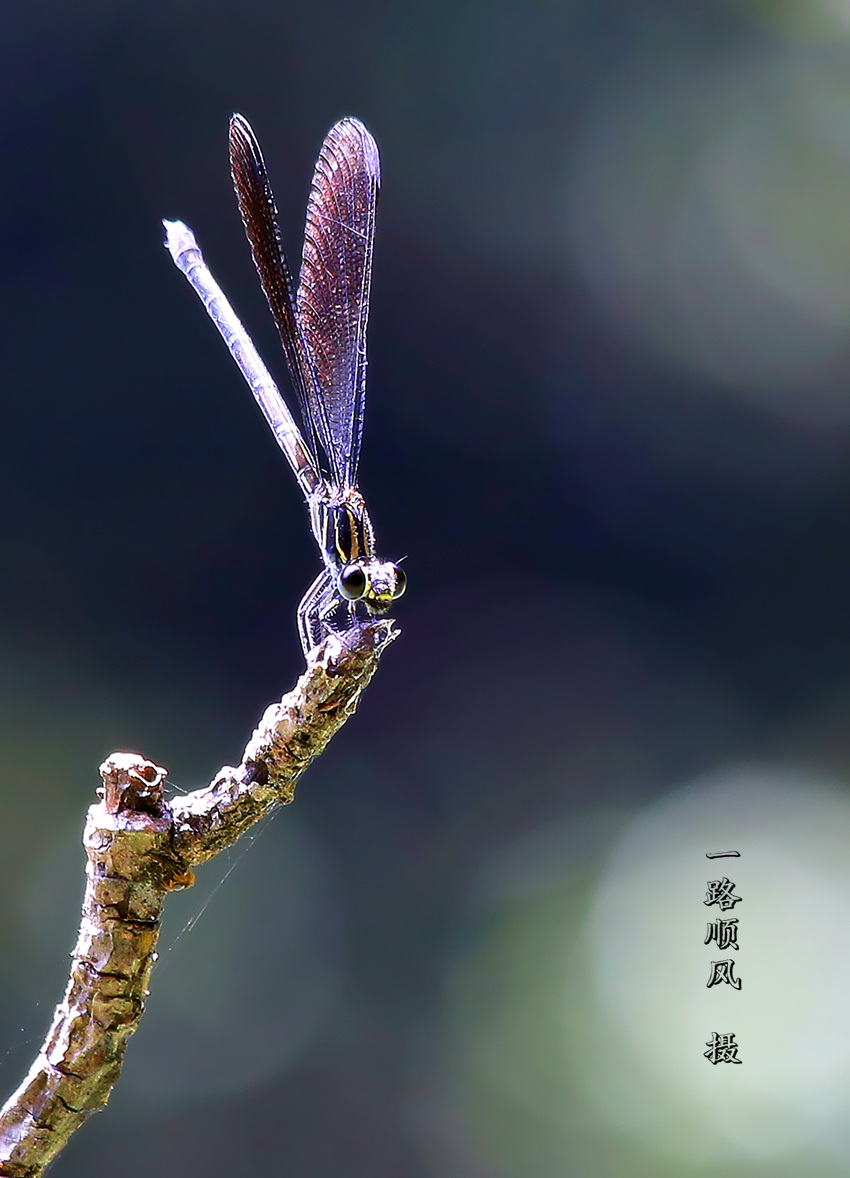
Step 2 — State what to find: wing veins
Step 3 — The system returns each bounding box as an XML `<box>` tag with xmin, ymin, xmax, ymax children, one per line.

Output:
<box><xmin>228</xmin><ymin>113</ymin><xmax>335</xmax><ymax>479</ymax></box>
<box><xmin>295</xmin><ymin>118</ymin><xmax>379</xmax><ymax>488</ymax></box>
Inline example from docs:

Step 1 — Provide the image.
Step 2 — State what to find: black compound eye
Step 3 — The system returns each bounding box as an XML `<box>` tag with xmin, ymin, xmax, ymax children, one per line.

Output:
<box><xmin>391</xmin><ymin>566</ymin><xmax>407</xmax><ymax>599</ymax></box>
<box><xmin>338</xmin><ymin>563</ymin><xmax>368</xmax><ymax>600</ymax></box>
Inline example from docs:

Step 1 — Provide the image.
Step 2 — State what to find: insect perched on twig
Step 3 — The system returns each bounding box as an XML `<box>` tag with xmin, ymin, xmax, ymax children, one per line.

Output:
<box><xmin>164</xmin><ymin>114</ymin><xmax>406</xmax><ymax>656</ymax></box>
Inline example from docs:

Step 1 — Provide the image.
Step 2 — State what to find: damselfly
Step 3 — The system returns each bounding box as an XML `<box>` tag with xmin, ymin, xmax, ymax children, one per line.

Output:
<box><xmin>164</xmin><ymin>115</ymin><xmax>405</xmax><ymax>656</ymax></box>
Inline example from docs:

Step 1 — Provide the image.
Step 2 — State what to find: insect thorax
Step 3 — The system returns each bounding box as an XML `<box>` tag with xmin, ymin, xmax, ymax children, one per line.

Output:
<box><xmin>312</xmin><ymin>489</ymin><xmax>376</xmax><ymax>570</ymax></box>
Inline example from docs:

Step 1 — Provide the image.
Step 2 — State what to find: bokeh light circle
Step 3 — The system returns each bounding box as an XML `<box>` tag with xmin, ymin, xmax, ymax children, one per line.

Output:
<box><xmin>568</xmin><ymin>44</ymin><xmax>850</xmax><ymax>423</ymax></box>
<box><xmin>426</xmin><ymin>765</ymin><xmax>850</xmax><ymax>1176</ymax></box>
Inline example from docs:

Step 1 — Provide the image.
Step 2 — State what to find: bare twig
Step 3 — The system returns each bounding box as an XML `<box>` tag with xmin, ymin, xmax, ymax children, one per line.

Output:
<box><xmin>0</xmin><ymin>620</ymin><xmax>397</xmax><ymax>1177</ymax></box>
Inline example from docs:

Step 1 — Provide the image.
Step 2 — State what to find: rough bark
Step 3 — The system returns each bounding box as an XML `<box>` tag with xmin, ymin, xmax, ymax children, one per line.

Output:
<box><xmin>0</xmin><ymin>620</ymin><xmax>396</xmax><ymax>1177</ymax></box>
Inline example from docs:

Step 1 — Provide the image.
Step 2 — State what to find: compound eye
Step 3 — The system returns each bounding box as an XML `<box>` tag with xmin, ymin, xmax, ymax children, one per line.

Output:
<box><xmin>391</xmin><ymin>566</ymin><xmax>407</xmax><ymax>599</ymax></box>
<box><xmin>338</xmin><ymin>563</ymin><xmax>368</xmax><ymax>600</ymax></box>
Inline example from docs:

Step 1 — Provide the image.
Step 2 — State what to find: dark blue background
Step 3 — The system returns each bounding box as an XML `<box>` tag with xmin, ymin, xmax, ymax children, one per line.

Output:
<box><xmin>2</xmin><ymin>2</ymin><xmax>850</xmax><ymax>1175</ymax></box>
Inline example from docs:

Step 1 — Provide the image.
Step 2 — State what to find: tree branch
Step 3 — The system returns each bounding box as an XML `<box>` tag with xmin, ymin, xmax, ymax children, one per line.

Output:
<box><xmin>0</xmin><ymin>620</ymin><xmax>397</xmax><ymax>1177</ymax></box>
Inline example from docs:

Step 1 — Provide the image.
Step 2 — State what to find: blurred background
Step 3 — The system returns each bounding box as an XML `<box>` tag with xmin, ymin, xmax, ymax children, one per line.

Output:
<box><xmin>4</xmin><ymin>0</ymin><xmax>850</xmax><ymax>1174</ymax></box>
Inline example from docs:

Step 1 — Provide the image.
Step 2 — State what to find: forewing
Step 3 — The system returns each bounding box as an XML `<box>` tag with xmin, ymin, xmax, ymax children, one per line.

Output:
<box><xmin>296</xmin><ymin>118</ymin><xmax>380</xmax><ymax>487</ymax></box>
<box><xmin>228</xmin><ymin>114</ymin><xmax>327</xmax><ymax>469</ymax></box>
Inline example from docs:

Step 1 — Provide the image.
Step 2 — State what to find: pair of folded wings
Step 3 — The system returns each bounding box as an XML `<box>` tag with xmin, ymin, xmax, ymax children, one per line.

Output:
<box><xmin>229</xmin><ymin>113</ymin><xmax>380</xmax><ymax>491</ymax></box>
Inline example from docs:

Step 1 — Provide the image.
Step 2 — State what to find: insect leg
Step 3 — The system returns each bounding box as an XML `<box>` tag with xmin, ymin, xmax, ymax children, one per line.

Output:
<box><xmin>297</xmin><ymin>569</ymin><xmax>336</xmax><ymax>655</ymax></box>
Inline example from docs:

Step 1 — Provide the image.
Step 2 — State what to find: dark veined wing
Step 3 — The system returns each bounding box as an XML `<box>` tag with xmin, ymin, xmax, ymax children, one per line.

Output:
<box><xmin>296</xmin><ymin>118</ymin><xmax>380</xmax><ymax>488</ymax></box>
<box><xmin>228</xmin><ymin>113</ymin><xmax>330</xmax><ymax>472</ymax></box>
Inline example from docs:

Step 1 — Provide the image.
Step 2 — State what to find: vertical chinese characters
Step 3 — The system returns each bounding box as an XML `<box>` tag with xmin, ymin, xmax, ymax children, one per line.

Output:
<box><xmin>703</xmin><ymin>853</ymin><xmax>742</xmax><ymax>1063</ymax></box>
